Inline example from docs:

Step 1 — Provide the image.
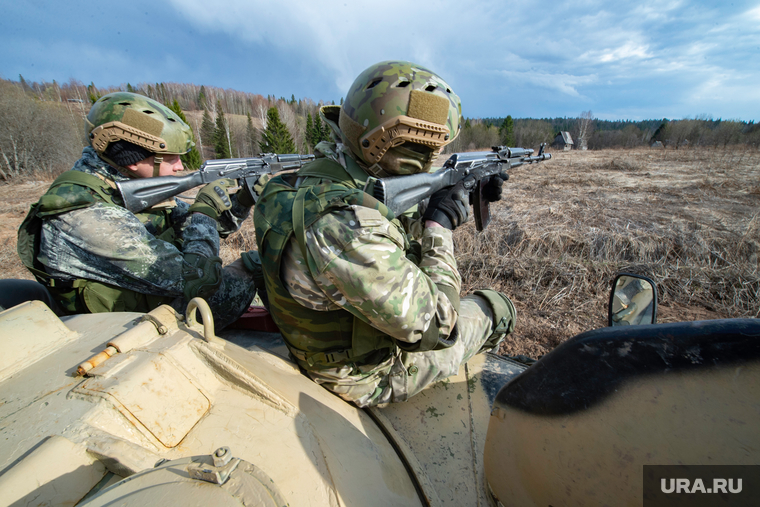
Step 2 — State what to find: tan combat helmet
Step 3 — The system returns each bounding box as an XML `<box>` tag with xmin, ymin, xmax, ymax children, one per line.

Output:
<box><xmin>86</xmin><ymin>92</ymin><xmax>194</xmax><ymax>176</ymax></box>
<box><xmin>339</xmin><ymin>60</ymin><xmax>463</xmax><ymax>175</ymax></box>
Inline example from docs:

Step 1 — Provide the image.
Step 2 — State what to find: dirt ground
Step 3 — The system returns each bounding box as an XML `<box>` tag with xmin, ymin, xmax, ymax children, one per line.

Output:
<box><xmin>1</xmin><ymin>147</ymin><xmax>758</xmax><ymax>358</ymax></box>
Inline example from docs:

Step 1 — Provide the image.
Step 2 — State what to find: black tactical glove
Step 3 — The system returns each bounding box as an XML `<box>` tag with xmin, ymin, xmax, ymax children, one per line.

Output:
<box><xmin>236</xmin><ymin>178</ymin><xmax>259</xmax><ymax>209</ymax></box>
<box><xmin>182</xmin><ymin>253</ymin><xmax>223</xmax><ymax>301</ymax></box>
<box><xmin>189</xmin><ymin>179</ymin><xmax>236</xmax><ymax>220</ymax></box>
<box><xmin>482</xmin><ymin>171</ymin><xmax>509</xmax><ymax>203</ymax></box>
<box><xmin>422</xmin><ymin>180</ymin><xmax>470</xmax><ymax>230</ymax></box>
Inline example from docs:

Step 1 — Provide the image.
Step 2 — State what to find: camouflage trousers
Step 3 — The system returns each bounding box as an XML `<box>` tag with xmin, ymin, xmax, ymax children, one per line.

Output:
<box><xmin>308</xmin><ymin>295</ymin><xmax>503</xmax><ymax>408</ymax></box>
<box><xmin>180</xmin><ymin>258</ymin><xmax>257</xmax><ymax>330</ymax></box>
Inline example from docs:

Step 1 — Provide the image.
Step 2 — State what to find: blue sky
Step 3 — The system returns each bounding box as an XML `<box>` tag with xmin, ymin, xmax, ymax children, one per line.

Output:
<box><xmin>2</xmin><ymin>0</ymin><xmax>759</xmax><ymax>121</ymax></box>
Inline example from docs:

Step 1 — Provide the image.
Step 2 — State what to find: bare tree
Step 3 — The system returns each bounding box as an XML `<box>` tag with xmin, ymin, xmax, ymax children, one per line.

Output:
<box><xmin>0</xmin><ymin>80</ymin><xmax>83</xmax><ymax>180</ymax></box>
<box><xmin>513</xmin><ymin>119</ymin><xmax>554</xmax><ymax>149</ymax></box>
<box><xmin>576</xmin><ymin>111</ymin><xmax>594</xmax><ymax>150</ymax></box>
<box><xmin>713</xmin><ymin>120</ymin><xmax>743</xmax><ymax>148</ymax></box>
<box><xmin>277</xmin><ymin>102</ymin><xmax>304</xmax><ymax>153</ymax></box>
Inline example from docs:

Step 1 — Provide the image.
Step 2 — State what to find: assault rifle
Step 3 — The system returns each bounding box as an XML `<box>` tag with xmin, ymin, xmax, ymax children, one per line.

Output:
<box><xmin>371</xmin><ymin>144</ymin><xmax>551</xmax><ymax>231</ymax></box>
<box><xmin>116</xmin><ymin>154</ymin><xmax>315</xmax><ymax>213</ymax></box>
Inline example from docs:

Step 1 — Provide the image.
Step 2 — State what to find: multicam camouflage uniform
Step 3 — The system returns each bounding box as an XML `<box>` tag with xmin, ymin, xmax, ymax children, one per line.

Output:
<box><xmin>254</xmin><ymin>105</ymin><xmax>515</xmax><ymax>407</ymax></box>
<box><xmin>28</xmin><ymin>147</ymin><xmax>255</xmax><ymax>328</ymax></box>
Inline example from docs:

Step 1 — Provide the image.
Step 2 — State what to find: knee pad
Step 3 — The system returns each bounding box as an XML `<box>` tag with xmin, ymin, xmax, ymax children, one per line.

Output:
<box><xmin>473</xmin><ymin>289</ymin><xmax>516</xmax><ymax>340</ymax></box>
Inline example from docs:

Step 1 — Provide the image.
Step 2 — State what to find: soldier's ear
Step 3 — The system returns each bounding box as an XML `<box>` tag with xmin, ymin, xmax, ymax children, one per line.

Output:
<box><xmin>122</xmin><ymin>156</ymin><xmax>156</xmax><ymax>179</ymax></box>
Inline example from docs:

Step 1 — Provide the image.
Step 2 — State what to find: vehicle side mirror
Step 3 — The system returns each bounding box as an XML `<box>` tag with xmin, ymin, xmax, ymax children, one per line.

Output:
<box><xmin>608</xmin><ymin>273</ymin><xmax>658</xmax><ymax>326</ymax></box>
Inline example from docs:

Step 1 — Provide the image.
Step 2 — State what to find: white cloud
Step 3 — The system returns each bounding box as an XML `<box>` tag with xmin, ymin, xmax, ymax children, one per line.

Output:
<box><xmin>580</xmin><ymin>42</ymin><xmax>652</xmax><ymax>64</ymax></box>
<box><xmin>744</xmin><ymin>4</ymin><xmax>760</xmax><ymax>21</ymax></box>
<box><xmin>5</xmin><ymin>0</ymin><xmax>757</xmax><ymax>120</ymax></box>
<box><xmin>166</xmin><ymin>0</ymin><xmax>487</xmax><ymax>93</ymax></box>
<box><xmin>496</xmin><ymin>69</ymin><xmax>598</xmax><ymax>98</ymax></box>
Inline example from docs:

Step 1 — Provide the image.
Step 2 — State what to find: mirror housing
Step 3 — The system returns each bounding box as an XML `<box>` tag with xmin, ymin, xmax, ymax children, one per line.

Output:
<box><xmin>608</xmin><ymin>273</ymin><xmax>658</xmax><ymax>326</ymax></box>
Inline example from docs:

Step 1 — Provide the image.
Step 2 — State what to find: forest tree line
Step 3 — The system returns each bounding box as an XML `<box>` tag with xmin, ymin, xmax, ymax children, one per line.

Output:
<box><xmin>1</xmin><ymin>76</ymin><xmax>758</xmax><ymax>181</ymax></box>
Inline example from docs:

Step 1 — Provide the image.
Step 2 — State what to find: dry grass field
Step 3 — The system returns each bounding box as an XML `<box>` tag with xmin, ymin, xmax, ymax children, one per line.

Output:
<box><xmin>1</xmin><ymin>147</ymin><xmax>757</xmax><ymax>358</ymax></box>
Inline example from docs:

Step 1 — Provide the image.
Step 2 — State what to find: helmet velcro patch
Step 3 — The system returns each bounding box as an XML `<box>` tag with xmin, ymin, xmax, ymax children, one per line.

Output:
<box><xmin>121</xmin><ymin>108</ymin><xmax>164</xmax><ymax>138</ymax></box>
<box><xmin>338</xmin><ymin>108</ymin><xmax>367</xmax><ymax>151</ymax></box>
<box><xmin>407</xmin><ymin>90</ymin><xmax>449</xmax><ymax>126</ymax></box>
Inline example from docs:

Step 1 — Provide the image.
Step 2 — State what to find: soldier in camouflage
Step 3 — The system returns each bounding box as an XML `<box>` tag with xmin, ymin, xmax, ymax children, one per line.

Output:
<box><xmin>19</xmin><ymin>92</ymin><xmax>256</xmax><ymax>328</ymax></box>
<box><xmin>254</xmin><ymin>61</ymin><xmax>516</xmax><ymax>407</ymax></box>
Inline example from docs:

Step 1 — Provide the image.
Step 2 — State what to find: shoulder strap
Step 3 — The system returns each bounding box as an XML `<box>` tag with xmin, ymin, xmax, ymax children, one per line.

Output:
<box><xmin>50</xmin><ymin>170</ymin><xmax>117</xmax><ymax>204</ymax></box>
<box><xmin>17</xmin><ymin>171</ymin><xmax>118</xmax><ymax>286</ymax></box>
<box><xmin>298</xmin><ymin>155</ymin><xmax>369</xmax><ymax>189</ymax></box>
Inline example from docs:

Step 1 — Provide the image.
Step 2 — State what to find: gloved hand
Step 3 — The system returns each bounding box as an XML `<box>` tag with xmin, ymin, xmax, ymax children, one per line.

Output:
<box><xmin>189</xmin><ymin>179</ymin><xmax>236</xmax><ymax>220</ymax></box>
<box><xmin>236</xmin><ymin>173</ymin><xmax>272</xmax><ymax>209</ymax></box>
<box><xmin>422</xmin><ymin>180</ymin><xmax>470</xmax><ymax>230</ymax></box>
<box><xmin>253</xmin><ymin>173</ymin><xmax>272</xmax><ymax>200</ymax></box>
<box><xmin>482</xmin><ymin>171</ymin><xmax>509</xmax><ymax>203</ymax></box>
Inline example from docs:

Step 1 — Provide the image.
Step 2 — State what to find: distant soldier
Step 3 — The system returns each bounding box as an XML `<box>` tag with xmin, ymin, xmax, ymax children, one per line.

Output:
<box><xmin>18</xmin><ymin>92</ymin><xmax>258</xmax><ymax>327</ymax></box>
<box><xmin>254</xmin><ymin>61</ymin><xmax>517</xmax><ymax>407</ymax></box>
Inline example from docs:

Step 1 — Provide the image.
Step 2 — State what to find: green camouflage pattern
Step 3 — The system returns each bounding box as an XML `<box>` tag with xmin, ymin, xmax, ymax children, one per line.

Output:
<box><xmin>284</xmin><ymin>208</ymin><xmax>460</xmax><ymax>344</ymax></box>
<box><xmin>254</xmin><ymin>170</ymin><xmax>393</xmax><ymax>360</ymax></box>
<box><xmin>311</xmin><ymin>295</ymin><xmax>497</xmax><ymax>407</ymax></box>
<box><xmin>340</xmin><ymin>60</ymin><xmax>463</xmax><ymax>163</ymax></box>
<box><xmin>29</xmin><ymin>147</ymin><xmax>254</xmax><ymax>328</ymax></box>
<box><xmin>254</xmin><ymin>153</ymin><xmax>516</xmax><ymax>407</ymax></box>
<box><xmin>86</xmin><ymin>92</ymin><xmax>194</xmax><ymax>155</ymax></box>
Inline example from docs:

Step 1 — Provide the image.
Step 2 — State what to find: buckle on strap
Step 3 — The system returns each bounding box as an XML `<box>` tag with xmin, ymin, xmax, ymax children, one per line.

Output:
<box><xmin>288</xmin><ymin>346</ymin><xmax>353</xmax><ymax>367</ymax></box>
<box><xmin>315</xmin><ymin>350</ymin><xmax>352</xmax><ymax>366</ymax></box>
<box><xmin>47</xmin><ymin>278</ymin><xmax>85</xmax><ymax>290</ymax></box>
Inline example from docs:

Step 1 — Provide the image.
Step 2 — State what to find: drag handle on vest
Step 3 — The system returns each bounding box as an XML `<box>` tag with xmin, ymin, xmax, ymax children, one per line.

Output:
<box><xmin>372</xmin><ymin>144</ymin><xmax>551</xmax><ymax>231</ymax></box>
<box><xmin>116</xmin><ymin>153</ymin><xmax>315</xmax><ymax>213</ymax></box>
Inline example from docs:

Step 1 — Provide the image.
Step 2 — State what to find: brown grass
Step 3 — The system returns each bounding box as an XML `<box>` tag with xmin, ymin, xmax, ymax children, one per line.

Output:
<box><xmin>454</xmin><ymin>147</ymin><xmax>760</xmax><ymax>357</ymax></box>
<box><xmin>1</xmin><ymin>147</ymin><xmax>758</xmax><ymax>358</ymax></box>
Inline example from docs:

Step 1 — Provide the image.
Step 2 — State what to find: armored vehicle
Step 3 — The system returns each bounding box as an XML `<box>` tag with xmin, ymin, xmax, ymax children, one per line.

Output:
<box><xmin>1</xmin><ymin>274</ymin><xmax>758</xmax><ymax>506</ymax></box>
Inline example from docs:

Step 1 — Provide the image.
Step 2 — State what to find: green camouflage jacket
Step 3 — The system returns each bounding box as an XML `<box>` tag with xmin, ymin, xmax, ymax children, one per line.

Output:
<box><xmin>254</xmin><ymin>108</ymin><xmax>461</xmax><ymax>381</ymax></box>
<box><xmin>27</xmin><ymin>147</ymin><xmax>253</xmax><ymax>318</ymax></box>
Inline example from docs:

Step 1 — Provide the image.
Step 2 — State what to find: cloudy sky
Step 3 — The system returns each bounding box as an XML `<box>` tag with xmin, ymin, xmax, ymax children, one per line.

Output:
<box><xmin>2</xmin><ymin>0</ymin><xmax>758</xmax><ymax>121</ymax></box>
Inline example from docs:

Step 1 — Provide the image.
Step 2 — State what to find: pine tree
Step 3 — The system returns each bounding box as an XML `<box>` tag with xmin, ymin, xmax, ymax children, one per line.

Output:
<box><xmin>313</xmin><ymin>113</ymin><xmax>330</xmax><ymax>145</ymax></box>
<box><xmin>87</xmin><ymin>82</ymin><xmax>101</xmax><ymax>104</ymax></box>
<box><xmin>200</xmin><ymin>109</ymin><xmax>215</xmax><ymax>152</ymax></box>
<box><xmin>499</xmin><ymin>115</ymin><xmax>516</xmax><ymax>146</ymax></box>
<box><xmin>320</xmin><ymin>117</ymin><xmax>331</xmax><ymax>142</ymax></box>
<box><xmin>305</xmin><ymin>112</ymin><xmax>315</xmax><ymax>149</ymax></box>
<box><xmin>198</xmin><ymin>86</ymin><xmax>207</xmax><ymax>110</ymax></box>
<box><xmin>213</xmin><ymin>100</ymin><xmax>232</xmax><ymax>159</ymax></box>
<box><xmin>18</xmin><ymin>74</ymin><xmax>30</xmax><ymax>92</ymax></box>
<box><xmin>259</xmin><ymin>107</ymin><xmax>296</xmax><ymax>154</ymax></box>
<box><xmin>127</xmin><ymin>83</ymin><xmax>135</xmax><ymax>93</ymax></box>
<box><xmin>246</xmin><ymin>113</ymin><xmax>258</xmax><ymax>156</ymax></box>
<box><xmin>168</xmin><ymin>99</ymin><xmax>202</xmax><ymax>169</ymax></box>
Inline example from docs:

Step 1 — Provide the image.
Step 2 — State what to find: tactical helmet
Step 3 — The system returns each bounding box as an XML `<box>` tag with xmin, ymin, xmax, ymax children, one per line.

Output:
<box><xmin>339</xmin><ymin>60</ymin><xmax>462</xmax><ymax>172</ymax></box>
<box><xmin>86</xmin><ymin>92</ymin><xmax>194</xmax><ymax>159</ymax></box>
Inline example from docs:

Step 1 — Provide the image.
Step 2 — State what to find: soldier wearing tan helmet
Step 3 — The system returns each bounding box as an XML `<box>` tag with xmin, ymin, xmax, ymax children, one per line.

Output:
<box><xmin>18</xmin><ymin>92</ymin><xmax>257</xmax><ymax>328</ymax></box>
<box><xmin>254</xmin><ymin>61</ymin><xmax>516</xmax><ymax>407</ymax></box>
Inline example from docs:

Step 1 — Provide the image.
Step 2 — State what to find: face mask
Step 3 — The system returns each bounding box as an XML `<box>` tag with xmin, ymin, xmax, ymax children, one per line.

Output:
<box><xmin>378</xmin><ymin>144</ymin><xmax>437</xmax><ymax>175</ymax></box>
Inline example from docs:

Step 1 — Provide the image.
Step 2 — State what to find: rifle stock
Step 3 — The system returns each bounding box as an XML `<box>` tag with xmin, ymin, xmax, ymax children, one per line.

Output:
<box><xmin>116</xmin><ymin>154</ymin><xmax>314</xmax><ymax>213</ymax></box>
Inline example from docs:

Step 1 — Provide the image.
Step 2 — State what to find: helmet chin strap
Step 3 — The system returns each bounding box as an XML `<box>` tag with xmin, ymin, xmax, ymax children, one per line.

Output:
<box><xmin>98</xmin><ymin>153</ymin><xmax>139</xmax><ymax>180</ymax></box>
<box><xmin>152</xmin><ymin>154</ymin><xmax>163</xmax><ymax>177</ymax></box>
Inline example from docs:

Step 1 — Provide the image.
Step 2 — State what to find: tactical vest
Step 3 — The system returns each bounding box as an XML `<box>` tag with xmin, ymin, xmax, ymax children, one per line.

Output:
<box><xmin>17</xmin><ymin>170</ymin><xmax>178</xmax><ymax>314</ymax></box>
<box><xmin>254</xmin><ymin>156</ymin><xmax>402</xmax><ymax>370</ymax></box>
